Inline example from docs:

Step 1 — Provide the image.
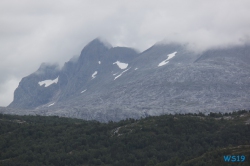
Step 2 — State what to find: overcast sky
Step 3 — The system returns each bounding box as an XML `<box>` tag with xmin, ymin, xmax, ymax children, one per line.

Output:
<box><xmin>1</xmin><ymin>0</ymin><xmax>250</xmax><ymax>106</ymax></box>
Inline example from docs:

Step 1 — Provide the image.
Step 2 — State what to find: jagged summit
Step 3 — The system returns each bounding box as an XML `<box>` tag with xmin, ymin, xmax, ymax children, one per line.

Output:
<box><xmin>82</xmin><ymin>38</ymin><xmax>113</xmax><ymax>53</ymax></box>
<box><xmin>8</xmin><ymin>62</ymin><xmax>60</xmax><ymax>109</ymax></box>
<box><xmin>35</xmin><ymin>63</ymin><xmax>60</xmax><ymax>75</ymax></box>
<box><xmin>78</xmin><ymin>38</ymin><xmax>112</xmax><ymax>64</ymax></box>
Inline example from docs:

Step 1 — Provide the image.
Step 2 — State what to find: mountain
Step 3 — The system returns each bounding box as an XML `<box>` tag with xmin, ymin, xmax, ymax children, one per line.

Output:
<box><xmin>4</xmin><ymin>38</ymin><xmax>250</xmax><ymax>122</ymax></box>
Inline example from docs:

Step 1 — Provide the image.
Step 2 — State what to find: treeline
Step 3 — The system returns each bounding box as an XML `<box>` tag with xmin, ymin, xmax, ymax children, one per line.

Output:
<box><xmin>0</xmin><ymin>111</ymin><xmax>250</xmax><ymax>166</ymax></box>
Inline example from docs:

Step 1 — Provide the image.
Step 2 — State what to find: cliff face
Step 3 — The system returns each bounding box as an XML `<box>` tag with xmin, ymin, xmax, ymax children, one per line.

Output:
<box><xmin>7</xmin><ymin>39</ymin><xmax>250</xmax><ymax>122</ymax></box>
<box><xmin>8</xmin><ymin>63</ymin><xmax>60</xmax><ymax>109</ymax></box>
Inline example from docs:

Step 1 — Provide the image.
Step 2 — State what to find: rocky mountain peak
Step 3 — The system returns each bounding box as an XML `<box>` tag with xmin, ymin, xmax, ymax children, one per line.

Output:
<box><xmin>78</xmin><ymin>38</ymin><xmax>111</xmax><ymax>64</ymax></box>
<box><xmin>35</xmin><ymin>63</ymin><xmax>60</xmax><ymax>75</ymax></box>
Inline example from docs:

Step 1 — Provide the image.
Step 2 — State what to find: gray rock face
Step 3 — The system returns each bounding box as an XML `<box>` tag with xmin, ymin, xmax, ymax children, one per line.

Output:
<box><xmin>8</xmin><ymin>63</ymin><xmax>60</xmax><ymax>109</ymax></box>
<box><xmin>5</xmin><ymin>38</ymin><xmax>250</xmax><ymax>122</ymax></box>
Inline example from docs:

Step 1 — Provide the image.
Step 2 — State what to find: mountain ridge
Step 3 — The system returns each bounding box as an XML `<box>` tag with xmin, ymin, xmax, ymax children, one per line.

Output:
<box><xmin>4</xmin><ymin>38</ymin><xmax>250</xmax><ymax>122</ymax></box>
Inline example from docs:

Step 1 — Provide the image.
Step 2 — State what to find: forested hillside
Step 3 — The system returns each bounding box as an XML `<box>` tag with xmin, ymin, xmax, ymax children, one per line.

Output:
<box><xmin>0</xmin><ymin>110</ymin><xmax>250</xmax><ymax>166</ymax></box>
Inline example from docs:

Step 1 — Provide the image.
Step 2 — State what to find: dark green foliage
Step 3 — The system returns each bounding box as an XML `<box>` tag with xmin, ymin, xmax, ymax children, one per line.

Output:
<box><xmin>0</xmin><ymin>111</ymin><xmax>250</xmax><ymax>166</ymax></box>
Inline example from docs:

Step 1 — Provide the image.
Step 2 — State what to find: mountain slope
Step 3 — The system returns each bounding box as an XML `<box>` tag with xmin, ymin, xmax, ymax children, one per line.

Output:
<box><xmin>5</xmin><ymin>38</ymin><xmax>250</xmax><ymax>121</ymax></box>
<box><xmin>8</xmin><ymin>63</ymin><xmax>60</xmax><ymax>109</ymax></box>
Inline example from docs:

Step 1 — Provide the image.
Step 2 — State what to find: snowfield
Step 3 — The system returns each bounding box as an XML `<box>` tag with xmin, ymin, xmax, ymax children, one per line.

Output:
<box><xmin>38</xmin><ymin>76</ymin><xmax>59</xmax><ymax>87</ymax></box>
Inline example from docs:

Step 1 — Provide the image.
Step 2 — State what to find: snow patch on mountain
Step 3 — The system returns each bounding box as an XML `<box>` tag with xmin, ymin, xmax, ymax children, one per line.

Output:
<box><xmin>134</xmin><ymin>68</ymin><xmax>138</xmax><ymax>70</ymax></box>
<box><xmin>158</xmin><ymin>61</ymin><xmax>169</xmax><ymax>66</ymax></box>
<box><xmin>92</xmin><ymin>71</ymin><xmax>98</xmax><ymax>79</ymax></box>
<box><xmin>48</xmin><ymin>103</ymin><xmax>55</xmax><ymax>107</ymax></box>
<box><xmin>113</xmin><ymin>61</ymin><xmax>128</xmax><ymax>69</ymax></box>
<box><xmin>98</xmin><ymin>61</ymin><xmax>101</xmax><ymax>64</ymax></box>
<box><xmin>81</xmin><ymin>89</ymin><xmax>87</xmax><ymax>93</ymax></box>
<box><xmin>158</xmin><ymin>52</ymin><xmax>177</xmax><ymax>67</ymax></box>
<box><xmin>38</xmin><ymin>76</ymin><xmax>59</xmax><ymax>87</ymax></box>
<box><xmin>114</xmin><ymin>68</ymin><xmax>131</xmax><ymax>80</ymax></box>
